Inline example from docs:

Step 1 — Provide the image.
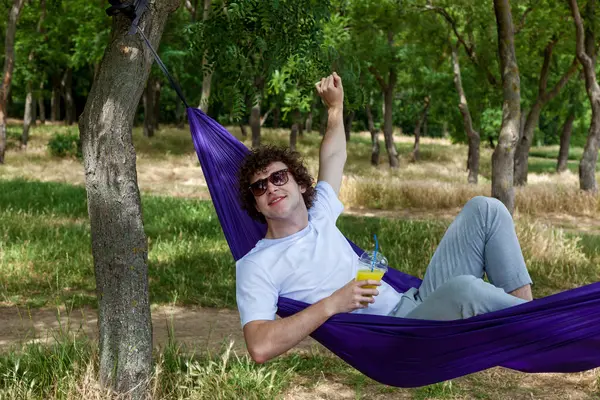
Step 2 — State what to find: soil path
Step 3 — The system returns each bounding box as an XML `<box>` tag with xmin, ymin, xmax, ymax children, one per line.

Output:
<box><xmin>0</xmin><ymin>305</ymin><xmax>321</xmax><ymax>355</ymax></box>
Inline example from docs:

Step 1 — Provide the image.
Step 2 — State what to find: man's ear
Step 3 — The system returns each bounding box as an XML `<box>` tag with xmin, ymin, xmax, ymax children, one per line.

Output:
<box><xmin>300</xmin><ymin>184</ymin><xmax>307</xmax><ymax>194</ymax></box>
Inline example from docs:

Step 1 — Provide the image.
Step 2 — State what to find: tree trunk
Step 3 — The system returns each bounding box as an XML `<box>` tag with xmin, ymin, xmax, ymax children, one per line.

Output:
<box><xmin>343</xmin><ymin>110</ymin><xmax>354</xmax><ymax>141</ymax></box>
<box><xmin>51</xmin><ymin>76</ymin><xmax>61</xmax><ymax>122</ymax></box>
<box><xmin>319</xmin><ymin>107</ymin><xmax>327</xmax><ymax>136</ymax></box>
<box><xmin>365</xmin><ymin>104</ymin><xmax>380</xmax><ymax>166</ymax></box>
<box><xmin>514</xmin><ymin>38</ymin><xmax>578</xmax><ymax>185</ymax></box>
<box><xmin>239</xmin><ymin>124</ymin><xmax>247</xmax><ymax>137</ymax></box>
<box><xmin>38</xmin><ymin>87</ymin><xmax>46</xmax><ymax>124</ymax></box>
<box><xmin>451</xmin><ymin>42</ymin><xmax>480</xmax><ymax>184</ymax></box>
<box><xmin>78</xmin><ymin>1</ymin><xmax>178</xmax><ymax>396</ymax></box>
<box><xmin>250</xmin><ymin>95</ymin><xmax>261</xmax><ymax>147</ymax></box>
<box><xmin>442</xmin><ymin>121</ymin><xmax>449</xmax><ymax>138</ymax></box>
<box><xmin>569</xmin><ymin>0</ymin><xmax>600</xmax><ymax>192</ymax></box>
<box><xmin>290</xmin><ymin>122</ymin><xmax>298</xmax><ymax>151</ymax></box>
<box><xmin>305</xmin><ymin>109</ymin><xmax>313</xmax><ymax>133</ymax></box>
<box><xmin>557</xmin><ymin>112</ymin><xmax>575</xmax><ymax>173</ymax></box>
<box><xmin>22</xmin><ymin>82</ymin><xmax>34</xmax><ymax>147</ymax></box>
<box><xmin>175</xmin><ymin>100</ymin><xmax>185</xmax><ymax>129</ymax></box>
<box><xmin>492</xmin><ymin>0</ymin><xmax>521</xmax><ymax>214</ymax></box>
<box><xmin>0</xmin><ymin>0</ymin><xmax>26</xmax><ymax>164</ymax></box>
<box><xmin>412</xmin><ymin>96</ymin><xmax>430</xmax><ymax>162</ymax></box>
<box><xmin>273</xmin><ymin>107</ymin><xmax>280</xmax><ymax>129</ymax></box>
<box><xmin>199</xmin><ymin>0</ymin><xmax>212</xmax><ymax>112</ymax></box>
<box><xmin>62</xmin><ymin>68</ymin><xmax>75</xmax><ymax>125</ymax></box>
<box><xmin>153</xmin><ymin>79</ymin><xmax>161</xmax><ymax>131</ymax></box>
<box><xmin>143</xmin><ymin>77</ymin><xmax>156</xmax><ymax>137</ymax></box>
<box><xmin>382</xmin><ymin>71</ymin><xmax>399</xmax><ymax>168</ymax></box>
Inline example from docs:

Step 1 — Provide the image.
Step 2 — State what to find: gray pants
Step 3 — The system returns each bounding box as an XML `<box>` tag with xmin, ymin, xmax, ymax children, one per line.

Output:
<box><xmin>389</xmin><ymin>196</ymin><xmax>533</xmax><ymax>321</ymax></box>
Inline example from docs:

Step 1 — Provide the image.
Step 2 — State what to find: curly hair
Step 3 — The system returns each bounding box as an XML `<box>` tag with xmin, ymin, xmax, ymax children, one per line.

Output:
<box><xmin>238</xmin><ymin>145</ymin><xmax>316</xmax><ymax>223</ymax></box>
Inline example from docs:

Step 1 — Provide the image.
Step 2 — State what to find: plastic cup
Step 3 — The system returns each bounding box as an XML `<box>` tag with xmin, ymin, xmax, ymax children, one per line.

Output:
<box><xmin>356</xmin><ymin>250</ymin><xmax>388</xmax><ymax>296</ymax></box>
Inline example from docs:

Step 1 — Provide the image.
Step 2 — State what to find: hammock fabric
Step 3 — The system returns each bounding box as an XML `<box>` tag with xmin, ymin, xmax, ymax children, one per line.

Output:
<box><xmin>187</xmin><ymin>107</ymin><xmax>600</xmax><ymax>387</ymax></box>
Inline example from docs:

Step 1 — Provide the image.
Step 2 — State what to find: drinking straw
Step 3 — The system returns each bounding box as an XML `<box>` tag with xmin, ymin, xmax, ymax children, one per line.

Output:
<box><xmin>371</xmin><ymin>234</ymin><xmax>378</xmax><ymax>272</ymax></box>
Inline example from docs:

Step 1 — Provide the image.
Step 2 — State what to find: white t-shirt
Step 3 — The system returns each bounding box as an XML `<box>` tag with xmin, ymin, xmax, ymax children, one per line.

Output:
<box><xmin>236</xmin><ymin>180</ymin><xmax>403</xmax><ymax>327</ymax></box>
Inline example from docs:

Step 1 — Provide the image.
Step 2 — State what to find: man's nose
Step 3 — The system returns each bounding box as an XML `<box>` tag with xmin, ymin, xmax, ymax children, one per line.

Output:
<box><xmin>266</xmin><ymin>180</ymin><xmax>279</xmax><ymax>194</ymax></box>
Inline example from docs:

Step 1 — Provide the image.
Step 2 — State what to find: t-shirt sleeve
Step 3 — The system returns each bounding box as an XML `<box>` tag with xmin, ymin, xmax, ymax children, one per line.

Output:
<box><xmin>236</xmin><ymin>258</ymin><xmax>279</xmax><ymax>327</ymax></box>
<box><xmin>309</xmin><ymin>180</ymin><xmax>344</xmax><ymax>222</ymax></box>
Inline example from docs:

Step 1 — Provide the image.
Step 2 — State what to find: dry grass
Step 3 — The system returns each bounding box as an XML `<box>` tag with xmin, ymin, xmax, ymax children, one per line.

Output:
<box><xmin>3</xmin><ymin>123</ymin><xmax>599</xmax><ymax>220</ymax></box>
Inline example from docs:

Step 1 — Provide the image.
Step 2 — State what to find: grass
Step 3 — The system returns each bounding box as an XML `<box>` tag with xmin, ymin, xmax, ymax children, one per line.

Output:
<box><xmin>2</xmin><ymin>123</ymin><xmax>600</xmax><ymax>398</ymax></box>
<box><xmin>1</xmin><ymin>178</ymin><xmax>598</xmax><ymax>308</ymax></box>
<box><xmin>1</xmin><ymin>333</ymin><xmax>599</xmax><ymax>400</ymax></box>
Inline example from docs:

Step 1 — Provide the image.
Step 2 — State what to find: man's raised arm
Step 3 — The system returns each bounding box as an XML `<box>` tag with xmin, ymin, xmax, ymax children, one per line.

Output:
<box><xmin>316</xmin><ymin>72</ymin><xmax>347</xmax><ymax>196</ymax></box>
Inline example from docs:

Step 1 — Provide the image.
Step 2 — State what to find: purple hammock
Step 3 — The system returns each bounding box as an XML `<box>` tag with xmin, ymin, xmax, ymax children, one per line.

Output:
<box><xmin>186</xmin><ymin>107</ymin><xmax>600</xmax><ymax>387</ymax></box>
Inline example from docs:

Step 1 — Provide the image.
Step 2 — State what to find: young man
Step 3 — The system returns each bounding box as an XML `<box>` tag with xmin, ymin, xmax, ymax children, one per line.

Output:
<box><xmin>236</xmin><ymin>72</ymin><xmax>533</xmax><ymax>364</ymax></box>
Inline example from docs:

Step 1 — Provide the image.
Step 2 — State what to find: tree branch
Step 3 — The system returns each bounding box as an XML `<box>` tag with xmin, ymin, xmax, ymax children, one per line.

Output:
<box><xmin>423</xmin><ymin>4</ymin><xmax>499</xmax><ymax>86</ymax></box>
<box><xmin>544</xmin><ymin>56</ymin><xmax>579</xmax><ymax>103</ymax></box>
<box><xmin>537</xmin><ymin>37</ymin><xmax>558</xmax><ymax>97</ymax></box>
<box><xmin>569</xmin><ymin>0</ymin><xmax>594</xmax><ymax>72</ymax></box>
<box><xmin>368</xmin><ymin>66</ymin><xmax>387</xmax><ymax>92</ymax></box>
<box><xmin>514</xmin><ymin>1</ymin><xmax>539</xmax><ymax>34</ymax></box>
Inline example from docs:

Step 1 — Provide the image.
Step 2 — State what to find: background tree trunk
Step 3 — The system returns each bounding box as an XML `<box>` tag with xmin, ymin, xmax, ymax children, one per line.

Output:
<box><xmin>305</xmin><ymin>109</ymin><xmax>313</xmax><ymax>133</ymax></box>
<box><xmin>513</xmin><ymin>39</ymin><xmax>578</xmax><ymax>185</ymax></box>
<box><xmin>239</xmin><ymin>124</ymin><xmax>247</xmax><ymax>137</ymax></box>
<box><xmin>557</xmin><ymin>112</ymin><xmax>575</xmax><ymax>173</ymax></box>
<box><xmin>290</xmin><ymin>122</ymin><xmax>298</xmax><ymax>151</ymax></box>
<box><xmin>451</xmin><ymin>42</ymin><xmax>480</xmax><ymax>183</ymax></box>
<box><xmin>143</xmin><ymin>77</ymin><xmax>156</xmax><ymax>138</ymax></box>
<box><xmin>62</xmin><ymin>68</ymin><xmax>75</xmax><ymax>125</ymax></box>
<box><xmin>78</xmin><ymin>0</ymin><xmax>178</xmax><ymax>396</ymax></box>
<box><xmin>569</xmin><ymin>0</ymin><xmax>600</xmax><ymax>192</ymax></box>
<box><xmin>273</xmin><ymin>107</ymin><xmax>280</xmax><ymax>129</ymax></box>
<box><xmin>199</xmin><ymin>0</ymin><xmax>212</xmax><ymax>112</ymax></box>
<box><xmin>22</xmin><ymin>83</ymin><xmax>34</xmax><ymax>147</ymax></box>
<box><xmin>250</xmin><ymin>95</ymin><xmax>261</xmax><ymax>147</ymax></box>
<box><xmin>492</xmin><ymin>0</ymin><xmax>521</xmax><ymax>214</ymax></box>
<box><xmin>153</xmin><ymin>79</ymin><xmax>161</xmax><ymax>131</ymax></box>
<box><xmin>343</xmin><ymin>110</ymin><xmax>354</xmax><ymax>141</ymax></box>
<box><xmin>382</xmin><ymin>71</ymin><xmax>399</xmax><ymax>168</ymax></box>
<box><xmin>51</xmin><ymin>76</ymin><xmax>61</xmax><ymax>121</ymax></box>
<box><xmin>365</xmin><ymin>104</ymin><xmax>380</xmax><ymax>166</ymax></box>
<box><xmin>319</xmin><ymin>107</ymin><xmax>327</xmax><ymax>136</ymax></box>
<box><xmin>38</xmin><ymin>85</ymin><xmax>46</xmax><ymax>124</ymax></box>
<box><xmin>412</xmin><ymin>96</ymin><xmax>430</xmax><ymax>162</ymax></box>
<box><xmin>0</xmin><ymin>0</ymin><xmax>26</xmax><ymax>164</ymax></box>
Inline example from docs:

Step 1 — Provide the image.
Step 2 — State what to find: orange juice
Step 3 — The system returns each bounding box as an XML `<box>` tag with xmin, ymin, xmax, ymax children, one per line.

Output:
<box><xmin>356</xmin><ymin>269</ymin><xmax>385</xmax><ymax>289</ymax></box>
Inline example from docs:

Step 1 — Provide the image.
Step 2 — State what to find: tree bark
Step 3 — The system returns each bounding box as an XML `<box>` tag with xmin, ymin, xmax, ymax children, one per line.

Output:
<box><xmin>492</xmin><ymin>0</ymin><xmax>521</xmax><ymax>214</ymax></box>
<box><xmin>569</xmin><ymin>0</ymin><xmax>600</xmax><ymax>192</ymax></box>
<box><xmin>250</xmin><ymin>94</ymin><xmax>261</xmax><ymax>147</ymax></box>
<box><xmin>78</xmin><ymin>0</ymin><xmax>178</xmax><ymax>396</ymax></box>
<box><xmin>451</xmin><ymin>42</ymin><xmax>480</xmax><ymax>184</ymax></box>
<box><xmin>557</xmin><ymin>112</ymin><xmax>575</xmax><ymax>173</ymax></box>
<box><xmin>0</xmin><ymin>0</ymin><xmax>26</xmax><ymax>164</ymax></box>
<box><xmin>513</xmin><ymin>38</ymin><xmax>578</xmax><ymax>185</ymax></box>
<box><xmin>199</xmin><ymin>0</ymin><xmax>212</xmax><ymax>112</ymax></box>
<box><xmin>143</xmin><ymin>77</ymin><xmax>156</xmax><ymax>137</ymax></box>
<box><xmin>412</xmin><ymin>96</ymin><xmax>430</xmax><ymax>162</ymax></box>
<box><xmin>239</xmin><ymin>124</ymin><xmax>247</xmax><ymax>137</ymax></box>
<box><xmin>22</xmin><ymin>82</ymin><xmax>34</xmax><ymax>147</ymax></box>
<box><xmin>62</xmin><ymin>68</ymin><xmax>75</xmax><ymax>125</ymax></box>
<box><xmin>343</xmin><ymin>110</ymin><xmax>354</xmax><ymax>141</ymax></box>
<box><xmin>365</xmin><ymin>104</ymin><xmax>380</xmax><ymax>166</ymax></box>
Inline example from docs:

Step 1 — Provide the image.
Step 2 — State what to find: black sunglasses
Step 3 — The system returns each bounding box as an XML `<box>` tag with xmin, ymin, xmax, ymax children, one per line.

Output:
<box><xmin>249</xmin><ymin>169</ymin><xmax>289</xmax><ymax>196</ymax></box>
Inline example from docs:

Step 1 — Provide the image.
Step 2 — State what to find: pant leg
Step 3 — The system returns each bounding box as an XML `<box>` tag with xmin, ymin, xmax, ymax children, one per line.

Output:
<box><xmin>418</xmin><ymin>196</ymin><xmax>532</xmax><ymax>300</ymax></box>
<box><xmin>405</xmin><ymin>275</ymin><xmax>528</xmax><ymax>321</ymax></box>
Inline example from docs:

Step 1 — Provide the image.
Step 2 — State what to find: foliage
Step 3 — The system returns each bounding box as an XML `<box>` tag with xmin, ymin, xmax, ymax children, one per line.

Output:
<box><xmin>47</xmin><ymin>132</ymin><xmax>81</xmax><ymax>158</ymax></box>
